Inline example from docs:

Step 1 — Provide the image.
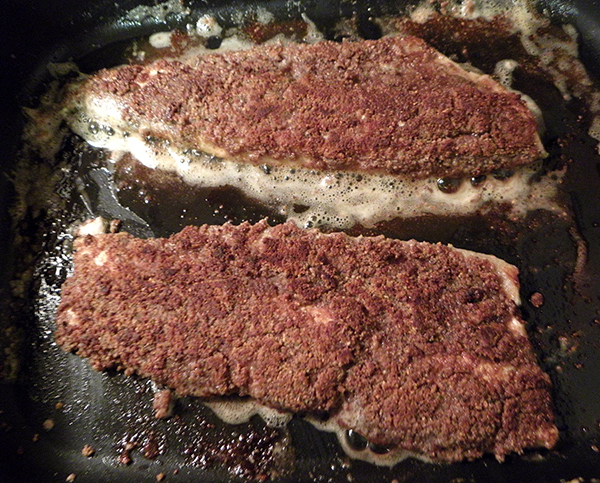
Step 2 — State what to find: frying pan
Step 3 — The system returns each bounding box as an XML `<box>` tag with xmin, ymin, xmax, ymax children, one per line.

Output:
<box><xmin>2</xmin><ymin>0</ymin><xmax>600</xmax><ymax>481</ymax></box>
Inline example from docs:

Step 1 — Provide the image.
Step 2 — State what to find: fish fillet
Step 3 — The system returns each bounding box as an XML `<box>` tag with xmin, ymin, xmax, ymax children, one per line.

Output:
<box><xmin>55</xmin><ymin>220</ymin><xmax>558</xmax><ymax>462</ymax></box>
<box><xmin>63</xmin><ymin>35</ymin><xmax>544</xmax><ymax>179</ymax></box>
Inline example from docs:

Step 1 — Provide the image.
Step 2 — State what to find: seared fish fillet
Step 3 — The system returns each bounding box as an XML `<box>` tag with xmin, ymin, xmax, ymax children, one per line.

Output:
<box><xmin>64</xmin><ymin>35</ymin><xmax>544</xmax><ymax>179</ymax></box>
<box><xmin>55</xmin><ymin>220</ymin><xmax>558</xmax><ymax>462</ymax></box>
<box><xmin>58</xmin><ymin>35</ymin><xmax>552</xmax><ymax>228</ymax></box>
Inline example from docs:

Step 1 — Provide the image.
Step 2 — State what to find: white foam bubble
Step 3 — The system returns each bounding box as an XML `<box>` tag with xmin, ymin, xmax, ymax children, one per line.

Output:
<box><xmin>149</xmin><ymin>31</ymin><xmax>173</xmax><ymax>49</ymax></box>
<box><xmin>301</xmin><ymin>14</ymin><xmax>325</xmax><ymax>43</ymax></box>
<box><xmin>196</xmin><ymin>14</ymin><xmax>223</xmax><ymax>38</ymax></box>
<box><xmin>229</xmin><ymin>5</ymin><xmax>275</xmax><ymax>27</ymax></box>
<box><xmin>125</xmin><ymin>0</ymin><xmax>190</xmax><ymax>23</ymax></box>
<box><xmin>204</xmin><ymin>397</ymin><xmax>292</xmax><ymax>428</ymax></box>
<box><xmin>76</xmin><ymin>217</ymin><xmax>108</xmax><ymax>237</ymax></box>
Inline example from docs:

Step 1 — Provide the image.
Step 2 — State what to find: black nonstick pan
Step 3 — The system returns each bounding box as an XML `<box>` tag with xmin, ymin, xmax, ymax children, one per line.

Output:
<box><xmin>2</xmin><ymin>0</ymin><xmax>600</xmax><ymax>481</ymax></box>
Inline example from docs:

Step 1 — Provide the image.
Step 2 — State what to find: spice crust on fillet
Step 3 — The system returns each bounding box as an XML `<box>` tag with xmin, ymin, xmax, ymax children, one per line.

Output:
<box><xmin>65</xmin><ymin>35</ymin><xmax>545</xmax><ymax>179</ymax></box>
<box><xmin>55</xmin><ymin>220</ymin><xmax>558</xmax><ymax>462</ymax></box>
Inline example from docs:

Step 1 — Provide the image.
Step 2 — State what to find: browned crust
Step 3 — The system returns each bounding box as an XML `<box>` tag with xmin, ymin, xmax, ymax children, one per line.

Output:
<box><xmin>55</xmin><ymin>220</ymin><xmax>557</xmax><ymax>461</ymax></box>
<box><xmin>79</xmin><ymin>36</ymin><xmax>545</xmax><ymax>179</ymax></box>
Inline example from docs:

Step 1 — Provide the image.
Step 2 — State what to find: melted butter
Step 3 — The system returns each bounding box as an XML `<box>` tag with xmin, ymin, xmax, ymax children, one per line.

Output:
<box><xmin>203</xmin><ymin>396</ymin><xmax>424</xmax><ymax>466</ymax></box>
<box><xmin>307</xmin><ymin>415</ymin><xmax>426</xmax><ymax>467</ymax></box>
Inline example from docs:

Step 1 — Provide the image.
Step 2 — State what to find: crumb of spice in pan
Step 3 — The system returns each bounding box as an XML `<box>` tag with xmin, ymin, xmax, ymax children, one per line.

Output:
<box><xmin>119</xmin><ymin>441</ymin><xmax>137</xmax><ymax>465</ymax></box>
<box><xmin>109</xmin><ymin>219</ymin><xmax>122</xmax><ymax>233</ymax></box>
<box><xmin>55</xmin><ymin>401</ymin><xmax>64</xmax><ymax>410</ymax></box>
<box><xmin>153</xmin><ymin>389</ymin><xmax>173</xmax><ymax>419</ymax></box>
<box><xmin>65</xmin><ymin>474</ymin><xmax>76</xmax><ymax>482</ymax></box>
<box><xmin>42</xmin><ymin>419</ymin><xmax>54</xmax><ymax>431</ymax></box>
<box><xmin>142</xmin><ymin>437</ymin><xmax>161</xmax><ymax>459</ymax></box>
<box><xmin>156</xmin><ymin>473</ymin><xmax>166</xmax><ymax>482</ymax></box>
<box><xmin>558</xmin><ymin>333</ymin><xmax>580</xmax><ymax>354</ymax></box>
<box><xmin>119</xmin><ymin>452</ymin><xmax>132</xmax><ymax>465</ymax></box>
<box><xmin>81</xmin><ymin>444</ymin><xmax>95</xmax><ymax>457</ymax></box>
<box><xmin>530</xmin><ymin>291</ymin><xmax>544</xmax><ymax>307</ymax></box>
<box><xmin>32</xmin><ymin>433</ymin><xmax>39</xmax><ymax>442</ymax></box>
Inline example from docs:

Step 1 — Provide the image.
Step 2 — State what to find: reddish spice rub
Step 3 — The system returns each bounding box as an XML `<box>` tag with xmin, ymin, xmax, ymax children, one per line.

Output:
<box><xmin>55</xmin><ymin>221</ymin><xmax>558</xmax><ymax>462</ymax></box>
<box><xmin>75</xmin><ymin>35</ymin><xmax>545</xmax><ymax>179</ymax></box>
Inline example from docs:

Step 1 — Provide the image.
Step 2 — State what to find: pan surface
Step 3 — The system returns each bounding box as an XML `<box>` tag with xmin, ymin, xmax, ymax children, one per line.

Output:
<box><xmin>2</xmin><ymin>0</ymin><xmax>600</xmax><ymax>481</ymax></box>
